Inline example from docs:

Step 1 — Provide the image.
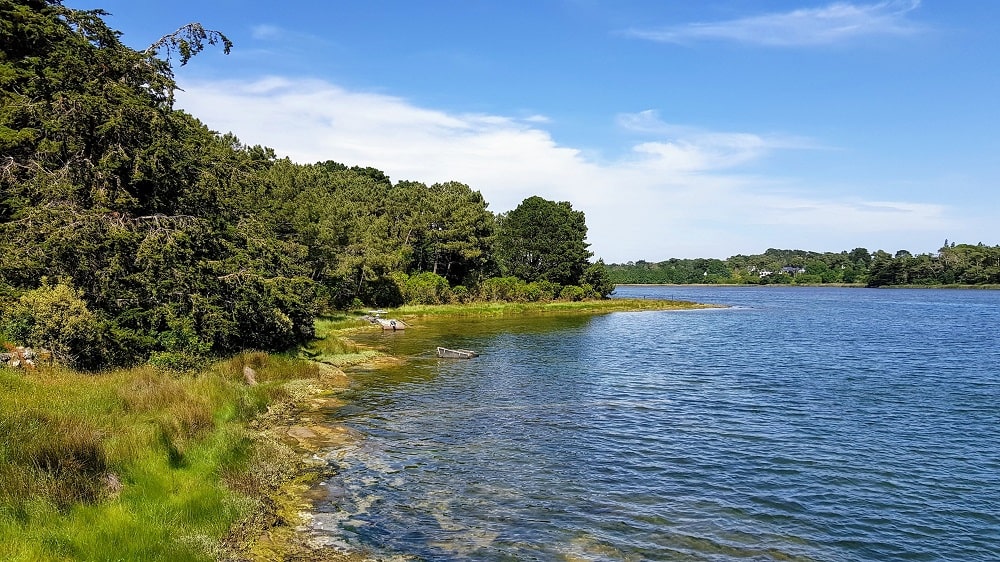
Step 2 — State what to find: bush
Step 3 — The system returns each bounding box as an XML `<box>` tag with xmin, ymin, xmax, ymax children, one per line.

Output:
<box><xmin>404</xmin><ymin>272</ymin><xmax>452</xmax><ymax>304</ymax></box>
<box><xmin>518</xmin><ymin>282</ymin><xmax>546</xmax><ymax>302</ymax></box>
<box><xmin>581</xmin><ymin>260</ymin><xmax>616</xmax><ymax>298</ymax></box>
<box><xmin>2</xmin><ymin>281</ymin><xmax>104</xmax><ymax>369</ymax></box>
<box><xmin>148</xmin><ymin>351</ymin><xmax>205</xmax><ymax>372</ymax></box>
<box><xmin>559</xmin><ymin>285</ymin><xmax>586</xmax><ymax>301</ymax></box>
<box><xmin>581</xmin><ymin>283</ymin><xmax>600</xmax><ymax>300</ymax></box>
<box><xmin>476</xmin><ymin>277</ymin><xmax>523</xmax><ymax>302</ymax></box>
<box><xmin>452</xmin><ymin>285</ymin><xmax>470</xmax><ymax>303</ymax></box>
<box><xmin>219</xmin><ymin>275</ymin><xmax>316</xmax><ymax>352</ymax></box>
<box><xmin>367</xmin><ymin>273</ymin><xmax>406</xmax><ymax>308</ymax></box>
<box><xmin>793</xmin><ymin>274</ymin><xmax>823</xmax><ymax>285</ymax></box>
<box><xmin>534</xmin><ymin>280</ymin><xmax>561</xmax><ymax>300</ymax></box>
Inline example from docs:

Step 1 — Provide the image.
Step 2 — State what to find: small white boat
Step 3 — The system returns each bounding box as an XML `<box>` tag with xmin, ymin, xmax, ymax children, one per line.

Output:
<box><xmin>437</xmin><ymin>347</ymin><xmax>479</xmax><ymax>359</ymax></box>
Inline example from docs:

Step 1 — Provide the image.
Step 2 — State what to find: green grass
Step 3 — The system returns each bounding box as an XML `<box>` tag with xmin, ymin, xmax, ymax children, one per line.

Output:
<box><xmin>0</xmin><ymin>353</ymin><xmax>324</xmax><ymax>561</ymax></box>
<box><xmin>392</xmin><ymin>297</ymin><xmax>717</xmax><ymax>317</ymax></box>
<box><xmin>305</xmin><ymin>314</ymin><xmax>383</xmax><ymax>367</ymax></box>
<box><xmin>0</xmin><ymin>314</ymin><xmax>392</xmax><ymax>562</ymax></box>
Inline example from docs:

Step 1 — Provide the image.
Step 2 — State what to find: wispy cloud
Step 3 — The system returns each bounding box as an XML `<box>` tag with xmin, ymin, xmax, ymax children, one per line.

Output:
<box><xmin>248</xmin><ymin>23</ymin><xmax>329</xmax><ymax>48</ymax></box>
<box><xmin>250</xmin><ymin>24</ymin><xmax>283</xmax><ymax>41</ymax></box>
<box><xmin>175</xmin><ymin>76</ymin><xmax>957</xmax><ymax>260</ymax></box>
<box><xmin>617</xmin><ymin>110</ymin><xmax>822</xmax><ymax>171</ymax></box>
<box><xmin>627</xmin><ymin>1</ymin><xmax>925</xmax><ymax>47</ymax></box>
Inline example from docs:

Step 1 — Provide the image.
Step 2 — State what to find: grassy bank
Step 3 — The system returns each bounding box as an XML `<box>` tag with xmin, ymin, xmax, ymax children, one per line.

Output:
<box><xmin>392</xmin><ymin>297</ymin><xmax>716</xmax><ymax>318</ymax></box>
<box><xmin>0</xmin><ymin>312</ymin><xmax>378</xmax><ymax>561</ymax></box>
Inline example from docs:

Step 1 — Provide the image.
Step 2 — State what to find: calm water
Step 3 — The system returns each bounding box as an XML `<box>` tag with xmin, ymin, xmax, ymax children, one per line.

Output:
<box><xmin>307</xmin><ymin>286</ymin><xmax>1000</xmax><ymax>561</ymax></box>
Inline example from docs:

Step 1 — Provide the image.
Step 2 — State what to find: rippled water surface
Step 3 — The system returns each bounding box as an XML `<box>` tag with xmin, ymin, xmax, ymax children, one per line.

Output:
<box><xmin>310</xmin><ymin>287</ymin><xmax>1000</xmax><ymax>561</ymax></box>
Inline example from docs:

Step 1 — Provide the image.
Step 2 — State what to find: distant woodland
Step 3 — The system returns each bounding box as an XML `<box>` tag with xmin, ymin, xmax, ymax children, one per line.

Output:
<box><xmin>0</xmin><ymin>1</ymin><xmax>612</xmax><ymax>369</ymax></box>
<box><xmin>608</xmin><ymin>244</ymin><xmax>1000</xmax><ymax>287</ymax></box>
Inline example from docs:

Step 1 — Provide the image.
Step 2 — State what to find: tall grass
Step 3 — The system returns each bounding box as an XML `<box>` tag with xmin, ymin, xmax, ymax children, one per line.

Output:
<box><xmin>393</xmin><ymin>297</ymin><xmax>715</xmax><ymax>317</ymax></box>
<box><xmin>308</xmin><ymin>315</ymin><xmax>382</xmax><ymax>366</ymax></box>
<box><xmin>0</xmin><ymin>352</ymin><xmax>325</xmax><ymax>561</ymax></box>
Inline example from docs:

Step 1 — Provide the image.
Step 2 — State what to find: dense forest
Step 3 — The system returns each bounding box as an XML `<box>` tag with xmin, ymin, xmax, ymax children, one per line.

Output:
<box><xmin>0</xmin><ymin>1</ymin><xmax>613</xmax><ymax>369</ymax></box>
<box><xmin>608</xmin><ymin>243</ymin><xmax>1000</xmax><ymax>287</ymax></box>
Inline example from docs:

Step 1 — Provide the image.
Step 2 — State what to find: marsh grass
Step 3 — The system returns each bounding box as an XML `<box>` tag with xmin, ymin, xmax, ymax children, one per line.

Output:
<box><xmin>314</xmin><ymin>314</ymin><xmax>372</xmax><ymax>339</ymax></box>
<box><xmin>0</xmin><ymin>351</ymin><xmax>326</xmax><ymax>561</ymax></box>
<box><xmin>0</xmin><ymin>314</ymin><xmax>389</xmax><ymax>562</ymax></box>
<box><xmin>394</xmin><ymin>297</ymin><xmax>715</xmax><ymax>317</ymax></box>
<box><xmin>306</xmin><ymin>314</ymin><xmax>384</xmax><ymax>367</ymax></box>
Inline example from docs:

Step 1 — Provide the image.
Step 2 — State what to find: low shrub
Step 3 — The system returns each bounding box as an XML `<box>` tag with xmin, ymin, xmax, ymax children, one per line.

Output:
<box><xmin>2</xmin><ymin>281</ymin><xmax>104</xmax><ymax>370</ymax></box>
<box><xmin>404</xmin><ymin>272</ymin><xmax>452</xmax><ymax>304</ymax></box>
<box><xmin>559</xmin><ymin>285</ymin><xmax>586</xmax><ymax>301</ymax></box>
<box><xmin>476</xmin><ymin>277</ymin><xmax>523</xmax><ymax>302</ymax></box>
<box><xmin>451</xmin><ymin>285</ymin><xmax>470</xmax><ymax>303</ymax></box>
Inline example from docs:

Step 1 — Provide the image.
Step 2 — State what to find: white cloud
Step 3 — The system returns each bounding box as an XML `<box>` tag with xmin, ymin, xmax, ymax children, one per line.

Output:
<box><xmin>627</xmin><ymin>1</ymin><xmax>924</xmax><ymax>47</ymax></box>
<box><xmin>250</xmin><ymin>24</ymin><xmax>282</xmax><ymax>41</ymax></box>
<box><xmin>175</xmin><ymin>76</ymin><xmax>957</xmax><ymax>261</ymax></box>
<box><xmin>618</xmin><ymin>110</ymin><xmax>822</xmax><ymax>151</ymax></box>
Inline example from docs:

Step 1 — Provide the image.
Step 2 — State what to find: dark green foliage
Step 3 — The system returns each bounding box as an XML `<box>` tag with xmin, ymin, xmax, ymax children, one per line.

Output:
<box><xmin>581</xmin><ymin>259</ymin><xmax>616</xmax><ymax>298</ymax></box>
<box><xmin>0</xmin><ymin>1</ymin><xmax>311</xmax><ymax>367</ymax></box>
<box><xmin>558</xmin><ymin>285</ymin><xmax>586</xmax><ymax>301</ymax></box>
<box><xmin>451</xmin><ymin>285</ymin><xmax>470</xmax><ymax>303</ymax></box>
<box><xmin>147</xmin><ymin>22</ymin><xmax>232</xmax><ymax>67</ymax></box>
<box><xmin>866</xmin><ymin>243</ymin><xmax>1000</xmax><ymax>287</ymax></box>
<box><xmin>402</xmin><ymin>272</ymin><xmax>452</xmax><ymax>305</ymax></box>
<box><xmin>406</xmin><ymin>181</ymin><xmax>496</xmax><ymax>286</ymax></box>
<box><xmin>496</xmin><ymin>196</ymin><xmax>592</xmax><ymax>286</ymax></box>
<box><xmin>475</xmin><ymin>276</ymin><xmax>523</xmax><ymax>302</ymax></box>
<box><xmin>518</xmin><ymin>282</ymin><xmax>548</xmax><ymax>302</ymax></box>
<box><xmin>609</xmin><ymin>257</ymin><xmax>734</xmax><ymax>284</ymax></box>
<box><xmin>608</xmin><ymin>243</ymin><xmax>1000</xmax><ymax>287</ymax></box>
<box><xmin>1</xmin><ymin>2</ymin><xmax>611</xmax><ymax>369</ymax></box>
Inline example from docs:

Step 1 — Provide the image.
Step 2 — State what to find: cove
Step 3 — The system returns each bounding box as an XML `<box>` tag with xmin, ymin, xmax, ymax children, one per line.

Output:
<box><xmin>301</xmin><ymin>286</ymin><xmax>1000</xmax><ymax>561</ymax></box>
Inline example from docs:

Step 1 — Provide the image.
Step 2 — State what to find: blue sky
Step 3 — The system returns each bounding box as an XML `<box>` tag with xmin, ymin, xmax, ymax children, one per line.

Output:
<box><xmin>66</xmin><ymin>0</ymin><xmax>1000</xmax><ymax>261</ymax></box>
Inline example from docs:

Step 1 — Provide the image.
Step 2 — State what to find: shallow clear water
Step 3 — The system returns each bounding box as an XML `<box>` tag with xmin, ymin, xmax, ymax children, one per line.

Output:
<box><xmin>309</xmin><ymin>286</ymin><xmax>1000</xmax><ymax>561</ymax></box>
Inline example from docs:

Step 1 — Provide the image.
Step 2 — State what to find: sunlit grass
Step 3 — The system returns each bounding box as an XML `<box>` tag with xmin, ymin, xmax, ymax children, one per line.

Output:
<box><xmin>0</xmin><ymin>352</ymin><xmax>325</xmax><ymax>561</ymax></box>
<box><xmin>314</xmin><ymin>313</ymin><xmax>372</xmax><ymax>339</ymax></box>
<box><xmin>306</xmin><ymin>314</ymin><xmax>386</xmax><ymax>368</ymax></box>
<box><xmin>393</xmin><ymin>297</ymin><xmax>716</xmax><ymax>317</ymax></box>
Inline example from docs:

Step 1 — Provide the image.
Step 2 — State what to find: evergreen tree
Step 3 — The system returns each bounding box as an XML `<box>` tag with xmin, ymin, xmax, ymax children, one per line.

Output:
<box><xmin>495</xmin><ymin>196</ymin><xmax>592</xmax><ymax>286</ymax></box>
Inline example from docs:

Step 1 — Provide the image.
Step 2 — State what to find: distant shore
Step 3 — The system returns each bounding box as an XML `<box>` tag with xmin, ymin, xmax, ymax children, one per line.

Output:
<box><xmin>614</xmin><ymin>283</ymin><xmax>1000</xmax><ymax>289</ymax></box>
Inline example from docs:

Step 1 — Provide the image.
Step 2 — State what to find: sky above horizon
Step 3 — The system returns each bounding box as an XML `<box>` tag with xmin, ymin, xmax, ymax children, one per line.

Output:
<box><xmin>66</xmin><ymin>0</ymin><xmax>1000</xmax><ymax>262</ymax></box>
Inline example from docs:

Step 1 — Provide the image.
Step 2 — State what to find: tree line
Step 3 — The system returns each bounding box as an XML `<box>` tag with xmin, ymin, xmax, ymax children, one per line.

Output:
<box><xmin>0</xmin><ymin>1</ymin><xmax>613</xmax><ymax>369</ymax></box>
<box><xmin>608</xmin><ymin>243</ymin><xmax>1000</xmax><ymax>287</ymax></box>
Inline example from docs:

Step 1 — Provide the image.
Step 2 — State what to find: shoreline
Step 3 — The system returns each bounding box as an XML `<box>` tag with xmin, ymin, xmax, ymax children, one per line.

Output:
<box><xmin>245</xmin><ymin>297</ymin><xmax>714</xmax><ymax>559</ymax></box>
<box><xmin>0</xmin><ymin>298</ymin><xmax>710</xmax><ymax>560</ymax></box>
